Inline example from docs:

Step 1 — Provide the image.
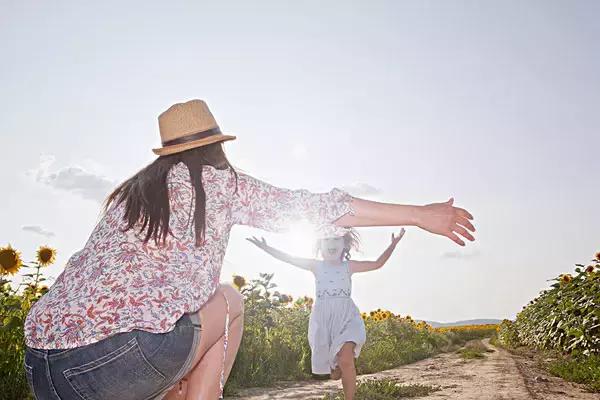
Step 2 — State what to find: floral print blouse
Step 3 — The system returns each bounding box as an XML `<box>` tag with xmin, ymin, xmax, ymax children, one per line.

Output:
<box><xmin>24</xmin><ymin>163</ymin><xmax>353</xmax><ymax>349</ymax></box>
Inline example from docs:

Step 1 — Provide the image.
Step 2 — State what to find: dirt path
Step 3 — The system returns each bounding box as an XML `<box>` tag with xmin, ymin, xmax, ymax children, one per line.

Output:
<box><xmin>228</xmin><ymin>340</ymin><xmax>598</xmax><ymax>399</ymax></box>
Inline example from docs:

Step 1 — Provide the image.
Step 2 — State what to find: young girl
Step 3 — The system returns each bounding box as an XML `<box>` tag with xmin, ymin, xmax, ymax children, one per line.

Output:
<box><xmin>247</xmin><ymin>227</ymin><xmax>406</xmax><ymax>400</ymax></box>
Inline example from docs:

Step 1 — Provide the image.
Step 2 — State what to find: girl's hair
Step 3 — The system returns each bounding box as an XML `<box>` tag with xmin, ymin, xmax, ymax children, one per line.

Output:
<box><xmin>105</xmin><ymin>142</ymin><xmax>237</xmax><ymax>246</ymax></box>
<box><xmin>316</xmin><ymin>229</ymin><xmax>361</xmax><ymax>261</ymax></box>
<box><xmin>341</xmin><ymin>229</ymin><xmax>360</xmax><ymax>261</ymax></box>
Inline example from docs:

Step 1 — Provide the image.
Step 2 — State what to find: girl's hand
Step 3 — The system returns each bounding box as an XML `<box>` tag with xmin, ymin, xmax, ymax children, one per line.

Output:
<box><xmin>246</xmin><ymin>236</ymin><xmax>268</xmax><ymax>250</ymax></box>
<box><xmin>391</xmin><ymin>228</ymin><xmax>406</xmax><ymax>246</ymax></box>
<box><xmin>416</xmin><ymin>198</ymin><xmax>475</xmax><ymax>246</ymax></box>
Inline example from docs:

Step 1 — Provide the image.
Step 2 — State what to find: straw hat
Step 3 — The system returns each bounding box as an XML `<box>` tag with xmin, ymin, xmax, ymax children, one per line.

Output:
<box><xmin>153</xmin><ymin>99</ymin><xmax>236</xmax><ymax>156</ymax></box>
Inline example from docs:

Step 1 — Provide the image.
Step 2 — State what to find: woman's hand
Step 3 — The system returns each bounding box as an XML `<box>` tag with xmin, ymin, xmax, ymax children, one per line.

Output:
<box><xmin>416</xmin><ymin>198</ymin><xmax>475</xmax><ymax>246</ymax></box>
<box><xmin>391</xmin><ymin>228</ymin><xmax>406</xmax><ymax>247</ymax></box>
<box><xmin>246</xmin><ymin>236</ymin><xmax>269</xmax><ymax>250</ymax></box>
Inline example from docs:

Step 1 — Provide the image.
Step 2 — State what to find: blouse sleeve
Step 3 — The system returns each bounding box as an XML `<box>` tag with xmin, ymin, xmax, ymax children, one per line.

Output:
<box><xmin>231</xmin><ymin>172</ymin><xmax>354</xmax><ymax>232</ymax></box>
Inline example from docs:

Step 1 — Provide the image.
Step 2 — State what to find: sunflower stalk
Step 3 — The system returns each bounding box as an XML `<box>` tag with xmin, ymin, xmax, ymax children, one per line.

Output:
<box><xmin>0</xmin><ymin>244</ymin><xmax>56</xmax><ymax>399</ymax></box>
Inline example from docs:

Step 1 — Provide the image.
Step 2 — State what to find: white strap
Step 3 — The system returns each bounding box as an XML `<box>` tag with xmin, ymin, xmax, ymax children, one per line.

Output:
<box><xmin>219</xmin><ymin>290</ymin><xmax>230</xmax><ymax>399</ymax></box>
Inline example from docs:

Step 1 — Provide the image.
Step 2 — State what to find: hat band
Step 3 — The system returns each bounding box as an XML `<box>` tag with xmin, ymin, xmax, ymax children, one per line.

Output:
<box><xmin>162</xmin><ymin>127</ymin><xmax>222</xmax><ymax>146</ymax></box>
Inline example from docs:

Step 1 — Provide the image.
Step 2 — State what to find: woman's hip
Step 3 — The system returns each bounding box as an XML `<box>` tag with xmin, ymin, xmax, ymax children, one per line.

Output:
<box><xmin>24</xmin><ymin>312</ymin><xmax>201</xmax><ymax>400</ymax></box>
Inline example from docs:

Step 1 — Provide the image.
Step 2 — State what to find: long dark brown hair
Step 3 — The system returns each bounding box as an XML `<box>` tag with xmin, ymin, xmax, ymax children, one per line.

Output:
<box><xmin>105</xmin><ymin>143</ymin><xmax>237</xmax><ymax>246</ymax></box>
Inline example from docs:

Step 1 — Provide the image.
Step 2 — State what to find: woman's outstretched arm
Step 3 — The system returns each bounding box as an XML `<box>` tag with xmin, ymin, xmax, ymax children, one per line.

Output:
<box><xmin>350</xmin><ymin>229</ymin><xmax>405</xmax><ymax>273</ymax></box>
<box><xmin>246</xmin><ymin>236</ymin><xmax>316</xmax><ymax>271</ymax></box>
<box><xmin>230</xmin><ymin>172</ymin><xmax>475</xmax><ymax>246</ymax></box>
<box><xmin>336</xmin><ymin>197</ymin><xmax>475</xmax><ymax>246</ymax></box>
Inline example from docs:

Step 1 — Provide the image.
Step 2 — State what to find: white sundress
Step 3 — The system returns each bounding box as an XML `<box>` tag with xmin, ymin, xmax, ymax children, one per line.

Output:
<box><xmin>308</xmin><ymin>260</ymin><xmax>367</xmax><ymax>374</ymax></box>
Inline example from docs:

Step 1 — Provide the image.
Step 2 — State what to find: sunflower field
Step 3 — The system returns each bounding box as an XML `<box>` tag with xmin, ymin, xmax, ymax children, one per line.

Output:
<box><xmin>225</xmin><ymin>273</ymin><xmax>497</xmax><ymax>393</ymax></box>
<box><xmin>1</xmin><ymin>245</ymin><xmax>499</xmax><ymax>399</ymax></box>
<box><xmin>497</xmin><ymin>251</ymin><xmax>600</xmax><ymax>391</ymax></box>
<box><xmin>0</xmin><ymin>244</ymin><xmax>56</xmax><ymax>400</ymax></box>
<box><xmin>498</xmin><ymin>252</ymin><xmax>600</xmax><ymax>355</ymax></box>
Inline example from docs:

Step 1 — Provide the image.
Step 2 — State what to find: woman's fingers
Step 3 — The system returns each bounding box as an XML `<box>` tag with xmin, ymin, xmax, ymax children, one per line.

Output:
<box><xmin>452</xmin><ymin>224</ymin><xmax>475</xmax><ymax>242</ymax></box>
<box><xmin>454</xmin><ymin>206</ymin><xmax>474</xmax><ymax>220</ymax></box>
<box><xmin>456</xmin><ymin>216</ymin><xmax>476</xmax><ymax>233</ymax></box>
<box><xmin>447</xmin><ymin>231</ymin><xmax>465</xmax><ymax>246</ymax></box>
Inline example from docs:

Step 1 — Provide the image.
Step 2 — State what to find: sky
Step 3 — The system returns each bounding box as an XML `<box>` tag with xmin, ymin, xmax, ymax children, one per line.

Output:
<box><xmin>1</xmin><ymin>0</ymin><xmax>599</xmax><ymax>322</ymax></box>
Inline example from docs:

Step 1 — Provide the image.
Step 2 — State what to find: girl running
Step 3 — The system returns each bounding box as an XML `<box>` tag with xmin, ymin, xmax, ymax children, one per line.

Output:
<box><xmin>247</xmin><ymin>227</ymin><xmax>406</xmax><ymax>400</ymax></box>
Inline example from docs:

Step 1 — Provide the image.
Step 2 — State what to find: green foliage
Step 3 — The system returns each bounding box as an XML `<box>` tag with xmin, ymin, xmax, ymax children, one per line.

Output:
<box><xmin>547</xmin><ymin>354</ymin><xmax>600</xmax><ymax>392</ymax></box>
<box><xmin>456</xmin><ymin>339</ymin><xmax>492</xmax><ymax>360</ymax></box>
<box><xmin>497</xmin><ymin>319</ymin><xmax>521</xmax><ymax>348</ymax></box>
<box><xmin>356</xmin><ymin>318</ymin><xmax>445</xmax><ymax>374</ymax></box>
<box><xmin>1</xmin><ymin>258</ymin><xmax>50</xmax><ymax>400</ymax></box>
<box><xmin>226</xmin><ymin>273</ymin><xmax>313</xmax><ymax>392</ymax></box>
<box><xmin>1</xmin><ymin>261</ymin><xmax>501</xmax><ymax>398</ymax></box>
<box><xmin>321</xmin><ymin>378</ymin><xmax>440</xmax><ymax>399</ymax></box>
<box><xmin>498</xmin><ymin>256</ymin><xmax>600</xmax><ymax>355</ymax></box>
<box><xmin>226</xmin><ymin>274</ymin><xmax>495</xmax><ymax>393</ymax></box>
<box><xmin>497</xmin><ymin>252</ymin><xmax>600</xmax><ymax>391</ymax></box>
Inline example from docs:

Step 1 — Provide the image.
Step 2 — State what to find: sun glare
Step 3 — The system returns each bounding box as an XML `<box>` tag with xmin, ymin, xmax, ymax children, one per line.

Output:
<box><xmin>286</xmin><ymin>221</ymin><xmax>318</xmax><ymax>258</ymax></box>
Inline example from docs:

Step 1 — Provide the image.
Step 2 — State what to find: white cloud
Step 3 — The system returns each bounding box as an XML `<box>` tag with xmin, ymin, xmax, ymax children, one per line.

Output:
<box><xmin>32</xmin><ymin>155</ymin><xmax>115</xmax><ymax>203</ymax></box>
<box><xmin>340</xmin><ymin>183</ymin><xmax>382</xmax><ymax>196</ymax></box>
<box><xmin>22</xmin><ymin>225</ymin><xmax>55</xmax><ymax>238</ymax></box>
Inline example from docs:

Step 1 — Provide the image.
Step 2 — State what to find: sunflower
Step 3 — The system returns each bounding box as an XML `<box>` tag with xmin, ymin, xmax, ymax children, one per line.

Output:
<box><xmin>595</xmin><ymin>252</ymin><xmax>600</xmax><ymax>262</ymax></box>
<box><xmin>0</xmin><ymin>245</ymin><xmax>23</xmax><ymax>275</ymax></box>
<box><xmin>23</xmin><ymin>284</ymin><xmax>38</xmax><ymax>295</ymax></box>
<box><xmin>232</xmin><ymin>275</ymin><xmax>246</xmax><ymax>290</ymax></box>
<box><xmin>586</xmin><ymin>265</ymin><xmax>595</xmax><ymax>274</ymax></box>
<box><xmin>560</xmin><ymin>274</ymin><xmax>573</xmax><ymax>283</ymax></box>
<box><xmin>282</xmin><ymin>294</ymin><xmax>293</xmax><ymax>303</ymax></box>
<box><xmin>36</xmin><ymin>246</ymin><xmax>57</xmax><ymax>267</ymax></box>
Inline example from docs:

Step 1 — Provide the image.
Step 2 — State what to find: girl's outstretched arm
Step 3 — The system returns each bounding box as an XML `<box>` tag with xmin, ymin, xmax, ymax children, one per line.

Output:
<box><xmin>246</xmin><ymin>236</ymin><xmax>317</xmax><ymax>271</ymax></box>
<box><xmin>335</xmin><ymin>197</ymin><xmax>475</xmax><ymax>246</ymax></box>
<box><xmin>350</xmin><ymin>229</ymin><xmax>405</xmax><ymax>273</ymax></box>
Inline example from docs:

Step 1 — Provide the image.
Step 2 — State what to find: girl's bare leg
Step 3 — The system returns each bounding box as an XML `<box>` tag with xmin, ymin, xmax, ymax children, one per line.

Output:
<box><xmin>163</xmin><ymin>284</ymin><xmax>244</xmax><ymax>400</ymax></box>
<box><xmin>330</xmin><ymin>365</ymin><xmax>342</xmax><ymax>380</ymax></box>
<box><xmin>337</xmin><ymin>342</ymin><xmax>357</xmax><ymax>400</ymax></box>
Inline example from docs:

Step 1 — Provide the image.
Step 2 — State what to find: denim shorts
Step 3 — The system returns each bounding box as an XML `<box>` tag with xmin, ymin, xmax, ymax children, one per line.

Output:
<box><xmin>24</xmin><ymin>312</ymin><xmax>201</xmax><ymax>400</ymax></box>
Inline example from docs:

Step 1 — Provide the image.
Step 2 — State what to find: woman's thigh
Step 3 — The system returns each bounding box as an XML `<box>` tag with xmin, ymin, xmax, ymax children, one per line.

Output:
<box><xmin>183</xmin><ymin>284</ymin><xmax>244</xmax><ymax>373</ymax></box>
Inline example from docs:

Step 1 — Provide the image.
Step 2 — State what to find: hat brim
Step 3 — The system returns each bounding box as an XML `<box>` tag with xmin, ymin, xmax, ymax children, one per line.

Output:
<box><xmin>152</xmin><ymin>134</ymin><xmax>236</xmax><ymax>156</ymax></box>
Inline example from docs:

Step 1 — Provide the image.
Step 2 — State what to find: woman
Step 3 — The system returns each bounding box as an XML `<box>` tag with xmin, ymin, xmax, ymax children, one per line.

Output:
<box><xmin>23</xmin><ymin>99</ymin><xmax>475</xmax><ymax>400</ymax></box>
